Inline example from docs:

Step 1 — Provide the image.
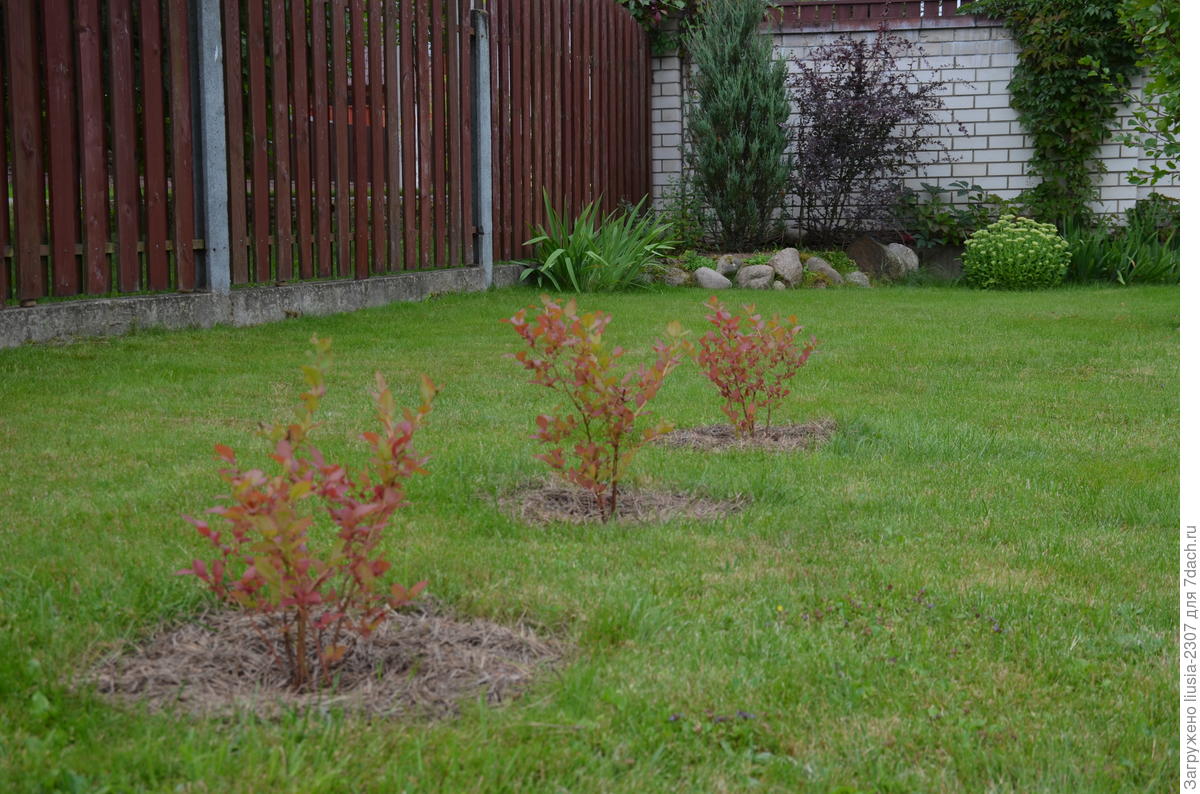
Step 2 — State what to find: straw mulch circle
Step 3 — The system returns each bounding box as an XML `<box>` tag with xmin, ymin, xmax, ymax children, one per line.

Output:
<box><xmin>89</xmin><ymin>601</ymin><xmax>563</xmax><ymax>720</ymax></box>
<box><xmin>500</xmin><ymin>482</ymin><xmax>747</xmax><ymax>525</ymax></box>
<box><xmin>657</xmin><ymin>418</ymin><xmax>837</xmax><ymax>452</ymax></box>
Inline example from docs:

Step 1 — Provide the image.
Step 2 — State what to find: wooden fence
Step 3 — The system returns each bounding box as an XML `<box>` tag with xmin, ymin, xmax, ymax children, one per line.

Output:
<box><xmin>773</xmin><ymin>0</ymin><xmax>975</xmax><ymax>29</ymax></box>
<box><xmin>489</xmin><ymin>0</ymin><xmax>650</xmax><ymax>262</ymax></box>
<box><xmin>0</xmin><ymin>0</ymin><xmax>651</xmax><ymax>307</ymax></box>
<box><xmin>1</xmin><ymin>0</ymin><xmax>198</xmax><ymax>305</ymax></box>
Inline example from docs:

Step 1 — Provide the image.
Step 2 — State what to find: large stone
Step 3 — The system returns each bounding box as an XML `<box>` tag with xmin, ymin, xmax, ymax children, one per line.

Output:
<box><xmin>845</xmin><ymin>271</ymin><xmax>871</xmax><ymax>288</ymax></box>
<box><xmin>768</xmin><ymin>247</ymin><xmax>805</xmax><ymax>285</ymax></box>
<box><xmin>735</xmin><ymin>264</ymin><xmax>775</xmax><ymax>290</ymax></box>
<box><xmin>804</xmin><ymin>256</ymin><xmax>844</xmax><ymax>285</ymax></box>
<box><xmin>772</xmin><ymin>280</ymin><xmax>787</xmax><ymax>290</ymax></box>
<box><xmin>886</xmin><ymin>243</ymin><xmax>920</xmax><ymax>275</ymax></box>
<box><xmin>694</xmin><ymin>266</ymin><xmax>732</xmax><ymax>290</ymax></box>
<box><xmin>714</xmin><ymin>254</ymin><xmax>740</xmax><ymax>277</ymax></box>
<box><xmin>662</xmin><ymin>266</ymin><xmax>692</xmax><ymax>287</ymax></box>
<box><xmin>846</xmin><ymin>236</ymin><xmax>904</xmax><ymax>281</ymax></box>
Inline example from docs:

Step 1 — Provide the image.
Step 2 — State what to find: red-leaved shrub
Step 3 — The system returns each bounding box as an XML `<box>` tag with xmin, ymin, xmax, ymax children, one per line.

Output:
<box><xmin>180</xmin><ymin>337</ymin><xmax>435</xmax><ymax>690</ymax></box>
<box><xmin>504</xmin><ymin>296</ymin><xmax>687</xmax><ymax>522</ymax></box>
<box><xmin>695</xmin><ymin>296</ymin><xmax>816</xmax><ymax>437</ymax></box>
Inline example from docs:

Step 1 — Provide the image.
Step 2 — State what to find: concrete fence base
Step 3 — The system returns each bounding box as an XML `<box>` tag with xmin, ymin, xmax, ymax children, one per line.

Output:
<box><xmin>0</xmin><ymin>264</ymin><xmax>523</xmax><ymax>349</ymax></box>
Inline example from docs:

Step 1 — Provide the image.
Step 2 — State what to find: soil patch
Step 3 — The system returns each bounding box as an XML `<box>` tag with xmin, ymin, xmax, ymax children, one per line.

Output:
<box><xmin>501</xmin><ymin>482</ymin><xmax>747</xmax><ymax>525</ymax></box>
<box><xmin>89</xmin><ymin>602</ymin><xmax>563</xmax><ymax>720</ymax></box>
<box><xmin>658</xmin><ymin>419</ymin><xmax>837</xmax><ymax>452</ymax></box>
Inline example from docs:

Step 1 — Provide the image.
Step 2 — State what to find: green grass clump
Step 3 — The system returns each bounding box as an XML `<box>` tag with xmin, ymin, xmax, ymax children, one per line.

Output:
<box><xmin>0</xmin><ymin>285</ymin><xmax>1177</xmax><ymax>792</ymax></box>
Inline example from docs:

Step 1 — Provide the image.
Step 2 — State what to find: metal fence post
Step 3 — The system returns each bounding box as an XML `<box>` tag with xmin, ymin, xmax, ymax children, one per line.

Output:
<box><xmin>471</xmin><ymin>2</ymin><xmax>493</xmax><ymax>286</ymax></box>
<box><xmin>195</xmin><ymin>0</ymin><xmax>231</xmax><ymax>294</ymax></box>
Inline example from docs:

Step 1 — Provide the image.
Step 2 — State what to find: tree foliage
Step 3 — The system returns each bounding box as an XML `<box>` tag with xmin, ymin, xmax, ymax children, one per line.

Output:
<box><xmin>683</xmin><ymin>0</ymin><xmax>790</xmax><ymax>250</ymax></box>
<box><xmin>787</xmin><ymin>29</ymin><xmax>956</xmax><ymax>245</ymax></box>
<box><xmin>960</xmin><ymin>0</ymin><xmax>1140</xmax><ymax>223</ymax></box>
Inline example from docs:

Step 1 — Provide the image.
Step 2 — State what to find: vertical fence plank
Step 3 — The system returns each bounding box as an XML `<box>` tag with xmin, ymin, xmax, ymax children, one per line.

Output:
<box><xmin>312</xmin><ymin>0</ymin><xmax>332</xmax><ymax>278</ymax></box>
<box><xmin>6</xmin><ymin>0</ymin><xmax>45</xmax><ymax>302</ymax></box>
<box><xmin>168</xmin><ymin>0</ymin><xmax>196</xmax><ymax>290</ymax></box>
<box><xmin>350</xmin><ymin>0</ymin><xmax>369</xmax><ymax>277</ymax></box>
<box><xmin>446</xmin><ymin>0</ymin><xmax>462</xmax><ymax>268</ymax></box>
<box><xmin>331</xmin><ymin>0</ymin><xmax>351</xmax><ymax>276</ymax></box>
<box><xmin>222</xmin><ymin>0</ymin><xmax>249</xmax><ymax>284</ymax></box>
<box><xmin>459</xmin><ymin>0</ymin><xmax>474</xmax><ymax>265</ymax></box>
<box><xmin>431</xmin><ymin>0</ymin><xmax>448</xmax><ymax>268</ymax></box>
<box><xmin>508</xmin><ymin>0</ymin><xmax>524</xmax><ymax>258</ymax></box>
<box><xmin>416</xmin><ymin>1</ymin><xmax>434</xmax><ymax>269</ymax></box>
<box><xmin>385</xmin><ymin>0</ymin><xmax>402</xmax><ymax>271</ymax></box>
<box><xmin>248</xmin><ymin>0</ymin><xmax>272</xmax><ymax>281</ymax></box>
<box><xmin>549</xmin><ymin>0</ymin><xmax>561</xmax><ymax>213</ymax></box>
<box><xmin>270</xmin><ymin>0</ymin><xmax>293</xmax><ymax>281</ymax></box>
<box><xmin>109</xmin><ymin>0</ymin><xmax>140</xmax><ymax>292</ymax></box>
<box><xmin>0</xmin><ymin>11</ymin><xmax>8</xmax><ymax>304</ymax></box>
<box><xmin>44</xmin><ymin>0</ymin><xmax>79</xmax><ymax>296</ymax></box>
<box><xmin>292</xmin><ymin>0</ymin><xmax>314</xmax><ymax>279</ymax></box>
<box><xmin>368</xmin><ymin>0</ymin><xmax>386</xmax><ymax>273</ymax></box>
<box><xmin>400</xmin><ymin>0</ymin><xmax>418</xmax><ymax>270</ymax></box>
<box><xmin>77</xmin><ymin>0</ymin><xmax>107</xmax><ymax>294</ymax></box>
<box><xmin>141</xmin><ymin>0</ymin><xmax>170</xmax><ymax>290</ymax></box>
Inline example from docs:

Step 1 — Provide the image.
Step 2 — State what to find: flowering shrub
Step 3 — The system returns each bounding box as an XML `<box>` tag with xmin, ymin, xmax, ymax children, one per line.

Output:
<box><xmin>963</xmin><ymin>215</ymin><xmax>1069</xmax><ymax>290</ymax></box>
<box><xmin>504</xmin><ymin>296</ymin><xmax>687</xmax><ymax>522</ymax></box>
<box><xmin>180</xmin><ymin>337</ymin><xmax>435</xmax><ymax>690</ymax></box>
<box><xmin>695</xmin><ymin>296</ymin><xmax>816</xmax><ymax>437</ymax></box>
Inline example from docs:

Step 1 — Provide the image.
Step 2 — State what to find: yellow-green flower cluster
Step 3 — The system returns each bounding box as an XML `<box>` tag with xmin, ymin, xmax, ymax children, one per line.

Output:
<box><xmin>962</xmin><ymin>214</ymin><xmax>1069</xmax><ymax>290</ymax></box>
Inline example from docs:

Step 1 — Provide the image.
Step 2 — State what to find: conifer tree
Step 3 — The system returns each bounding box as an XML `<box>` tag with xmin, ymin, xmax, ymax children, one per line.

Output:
<box><xmin>683</xmin><ymin>0</ymin><xmax>790</xmax><ymax>250</ymax></box>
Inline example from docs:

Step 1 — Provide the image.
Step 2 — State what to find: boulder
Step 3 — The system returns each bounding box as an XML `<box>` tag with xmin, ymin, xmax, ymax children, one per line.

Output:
<box><xmin>735</xmin><ymin>264</ymin><xmax>775</xmax><ymax>290</ymax></box>
<box><xmin>694</xmin><ymin>266</ymin><xmax>732</xmax><ymax>290</ymax></box>
<box><xmin>886</xmin><ymin>243</ymin><xmax>919</xmax><ymax>275</ymax></box>
<box><xmin>662</xmin><ymin>266</ymin><xmax>692</xmax><ymax>287</ymax></box>
<box><xmin>768</xmin><ymin>248</ymin><xmax>805</xmax><ymax>285</ymax></box>
<box><xmin>714</xmin><ymin>254</ymin><xmax>740</xmax><ymax>277</ymax></box>
<box><xmin>846</xmin><ymin>236</ymin><xmax>904</xmax><ymax>281</ymax></box>
<box><xmin>804</xmin><ymin>256</ymin><xmax>844</xmax><ymax>285</ymax></box>
<box><xmin>772</xmin><ymin>280</ymin><xmax>787</xmax><ymax>290</ymax></box>
<box><xmin>845</xmin><ymin>271</ymin><xmax>871</xmax><ymax>288</ymax></box>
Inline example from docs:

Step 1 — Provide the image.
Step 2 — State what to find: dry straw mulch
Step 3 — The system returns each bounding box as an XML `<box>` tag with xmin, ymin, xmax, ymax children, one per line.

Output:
<box><xmin>657</xmin><ymin>418</ymin><xmax>837</xmax><ymax>452</ymax></box>
<box><xmin>89</xmin><ymin>602</ymin><xmax>563</xmax><ymax>720</ymax></box>
<box><xmin>500</xmin><ymin>482</ymin><xmax>747</xmax><ymax>525</ymax></box>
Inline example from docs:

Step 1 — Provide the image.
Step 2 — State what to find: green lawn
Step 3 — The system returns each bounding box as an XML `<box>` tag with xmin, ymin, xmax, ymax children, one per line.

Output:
<box><xmin>0</xmin><ymin>284</ymin><xmax>1178</xmax><ymax>792</ymax></box>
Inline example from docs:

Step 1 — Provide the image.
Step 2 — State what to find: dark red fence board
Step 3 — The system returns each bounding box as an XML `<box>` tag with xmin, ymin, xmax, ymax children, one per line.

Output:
<box><xmin>44</xmin><ymin>0</ymin><xmax>79</xmax><ymax>296</ymax></box>
<box><xmin>291</xmin><ymin>0</ymin><xmax>314</xmax><ymax>280</ymax></box>
<box><xmin>312</xmin><ymin>0</ymin><xmax>332</xmax><ymax>278</ymax></box>
<box><xmin>8</xmin><ymin>0</ymin><xmax>44</xmax><ymax>302</ymax></box>
<box><xmin>248</xmin><ymin>0</ymin><xmax>271</xmax><ymax>281</ymax></box>
<box><xmin>368</xmin><ymin>0</ymin><xmax>385</xmax><ymax>273</ymax></box>
<box><xmin>400</xmin><ymin>0</ymin><xmax>418</xmax><ymax>271</ymax></box>
<box><xmin>331</xmin><ymin>0</ymin><xmax>351</xmax><ymax>277</ymax></box>
<box><xmin>77</xmin><ymin>0</ymin><xmax>108</xmax><ymax>294</ymax></box>
<box><xmin>109</xmin><ymin>0</ymin><xmax>141</xmax><ymax>293</ymax></box>
<box><xmin>0</xmin><ymin>10</ymin><xmax>9</xmax><ymax>305</ymax></box>
<box><xmin>385</xmin><ymin>0</ymin><xmax>402</xmax><ymax>272</ymax></box>
<box><xmin>270</xmin><ymin>0</ymin><xmax>293</xmax><ymax>282</ymax></box>
<box><xmin>141</xmin><ymin>0</ymin><xmax>169</xmax><ymax>291</ymax></box>
<box><xmin>222</xmin><ymin>0</ymin><xmax>249</xmax><ymax>284</ymax></box>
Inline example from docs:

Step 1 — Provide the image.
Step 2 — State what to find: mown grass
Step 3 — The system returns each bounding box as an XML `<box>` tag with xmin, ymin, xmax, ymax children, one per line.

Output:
<box><xmin>0</xmin><ymin>284</ymin><xmax>1178</xmax><ymax>792</ymax></box>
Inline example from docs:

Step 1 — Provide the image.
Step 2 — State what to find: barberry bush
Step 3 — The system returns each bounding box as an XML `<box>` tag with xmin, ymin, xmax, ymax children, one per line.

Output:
<box><xmin>504</xmin><ymin>296</ymin><xmax>687</xmax><ymax>522</ymax></box>
<box><xmin>695</xmin><ymin>296</ymin><xmax>816</xmax><ymax>437</ymax></box>
<box><xmin>179</xmin><ymin>336</ymin><xmax>435</xmax><ymax>690</ymax></box>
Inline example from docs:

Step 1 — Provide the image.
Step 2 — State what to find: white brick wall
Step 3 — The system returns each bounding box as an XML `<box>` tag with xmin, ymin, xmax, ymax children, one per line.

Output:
<box><xmin>650</xmin><ymin>19</ymin><xmax>1178</xmax><ymax>227</ymax></box>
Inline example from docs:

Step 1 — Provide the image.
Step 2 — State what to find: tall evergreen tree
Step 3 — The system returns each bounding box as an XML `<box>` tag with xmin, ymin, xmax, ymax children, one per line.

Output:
<box><xmin>683</xmin><ymin>0</ymin><xmax>790</xmax><ymax>250</ymax></box>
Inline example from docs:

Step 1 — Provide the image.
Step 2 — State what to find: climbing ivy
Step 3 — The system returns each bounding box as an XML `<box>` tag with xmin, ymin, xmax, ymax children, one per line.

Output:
<box><xmin>960</xmin><ymin>0</ymin><xmax>1139</xmax><ymax>224</ymax></box>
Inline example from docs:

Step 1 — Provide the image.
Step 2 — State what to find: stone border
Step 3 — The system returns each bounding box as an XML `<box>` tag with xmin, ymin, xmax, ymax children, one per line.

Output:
<box><xmin>0</xmin><ymin>264</ymin><xmax>524</xmax><ymax>349</ymax></box>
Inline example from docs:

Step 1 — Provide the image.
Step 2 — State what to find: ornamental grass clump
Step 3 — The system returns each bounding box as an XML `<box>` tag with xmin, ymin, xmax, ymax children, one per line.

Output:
<box><xmin>962</xmin><ymin>215</ymin><xmax>1069</xmax><ymax>290</ymax></box>
<box><xmin>180</xmin><ymin>337</ymin><xmax>435</xmax><ymax>691</ymax></box>
<box><xmin>504</xmin><ymin>296</ymin><xmax>688</xmax><ymax>522</ymax></box>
